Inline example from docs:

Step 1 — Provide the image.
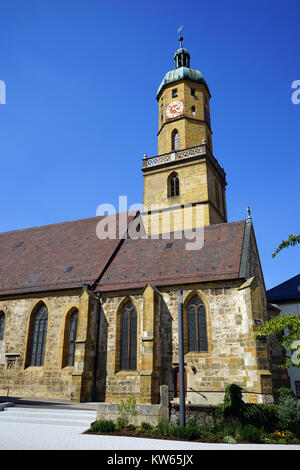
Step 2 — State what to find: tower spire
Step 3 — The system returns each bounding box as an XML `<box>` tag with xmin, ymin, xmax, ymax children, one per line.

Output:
<box><xmin>177</xmin><ymin>25</ymin><xmax>184</xmax><ymax>48</ymax></box>
<box><xmin>174</xmin><ymin>27</ymin><xmax>190</xmax><ymax>69</ymax></box>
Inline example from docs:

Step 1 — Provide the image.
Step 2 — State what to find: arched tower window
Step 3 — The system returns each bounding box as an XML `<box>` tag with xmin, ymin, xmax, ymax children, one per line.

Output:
<box><xmin>187</xmin><ymin>295</ymin><xmax>208</xmax><ymax>352</ymax></box>
<box><xmin>28</xmin><ymin>303</ymin><xmax>48</xmax><ymax>366</ymax></box>
<box><xmin>0</xmin><ymin>312</ymin><xmax>5</xmax><ymax>342</ymax></box>
<box><xmin>168</xmin><ymin>172</ymin><xmax>180</xmax><ymax>198</ymax></box>
<box><xmin>120</xmin><ymin>301</ymin><xmax>137</xmax><ymax>371</ymax></box>
<box><xmin>171</xmin><ymin>129</ymin><xmax>179</xmax><ymax>151</ymax></box>
<box><xmin>64</xmin><ymin>309</ymin><xmax>79</xmax><ymax>367</ymax></box>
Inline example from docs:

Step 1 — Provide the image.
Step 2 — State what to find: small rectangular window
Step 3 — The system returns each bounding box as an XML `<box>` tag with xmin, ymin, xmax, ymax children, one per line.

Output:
<box><xmin>191</xmin><ymin>88</ymin><xmax>196</xmax><ymax>96</ymax></box>
<box><xmin>172</xmin><ymin>89</ymin><xmax>178</xmax><ymax>98</ymax></box>
<box><xmin>191</xmin><ymin>106</ymin><xmax>196</xmax><ymax>117</ymax></box>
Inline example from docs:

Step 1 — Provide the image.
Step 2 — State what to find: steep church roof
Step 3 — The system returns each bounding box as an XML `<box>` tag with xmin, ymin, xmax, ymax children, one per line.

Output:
<box><xmin>0</xmin><ymin>213</ymin><xmax>135</xmax><ymax>296</ymax></box>
<box><xmin>97</xmin><ymin>220</ymin><xmax>247</xmax><ymax>291</ymax></box>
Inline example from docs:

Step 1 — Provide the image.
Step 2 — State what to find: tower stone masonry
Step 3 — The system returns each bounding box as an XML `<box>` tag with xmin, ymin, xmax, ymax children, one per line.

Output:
<box><xmin>142</xmin><ymin>38</ymin><xmax>227</xmax><ymax>235</ymax></box>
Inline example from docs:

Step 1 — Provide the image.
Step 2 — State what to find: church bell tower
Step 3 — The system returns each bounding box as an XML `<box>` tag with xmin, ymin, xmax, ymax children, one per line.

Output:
<box><xmin>142</xmin><ymin>35</ymin><xmax>228</xmax><ymax>235</ymax></box>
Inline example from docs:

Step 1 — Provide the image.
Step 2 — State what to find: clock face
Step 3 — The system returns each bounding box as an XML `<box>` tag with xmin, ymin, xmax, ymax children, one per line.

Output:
<box><xmin>166</xmin><ymin>100</ymin><xmax>184</xmax><ymax>119</ymax></box>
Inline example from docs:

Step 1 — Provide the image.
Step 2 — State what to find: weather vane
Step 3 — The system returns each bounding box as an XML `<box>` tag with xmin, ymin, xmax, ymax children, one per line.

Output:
<box><xmin>177</xmin><ymin>25</ymin><xmax>184</xmax><ymax>47</ymax></box>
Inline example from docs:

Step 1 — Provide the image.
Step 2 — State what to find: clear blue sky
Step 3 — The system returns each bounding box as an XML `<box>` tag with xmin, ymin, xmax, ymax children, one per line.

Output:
<box><xmin>0</xmin><ymin>0</ymin><xmax>299</xmax><ymax>290</ymax></box>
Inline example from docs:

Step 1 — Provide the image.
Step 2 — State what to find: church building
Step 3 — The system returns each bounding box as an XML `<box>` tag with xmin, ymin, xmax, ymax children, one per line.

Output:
<box><xmin>0</xmin><ymin>37</ymin><xmax>287</xmax><ymax>408</ymax></box>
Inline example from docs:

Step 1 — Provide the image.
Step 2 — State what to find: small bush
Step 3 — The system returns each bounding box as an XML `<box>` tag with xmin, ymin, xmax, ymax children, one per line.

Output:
<box><xmin>89</xmin><ymin>419</ymin><xmax>115</xmax><ymax>434</ymax></box>
<box><xmin>277</xmin><ymin>393</ymin><xmax>300</xmax><ymax>436</ymax></box>
<box><xmin>157</xmin><ymin>417</ymin><xmax>172</xmax><ymax>436</ymax></box>
<box><xmin>273</xmin><ymin>430</ymin><xmax>294</xmax><ymax>442</ymax></box>
<box><xmin>240</xmin><ymin>424</ymin><xmax>262</xmax><ymax>443</ymax></box>
<box><xmin>172</xmin><ymin>424</ymin><xmax>201</xmax><ymax>441</ymax></box>
<box><xmin>223</xmin><ymin>384</ymin><xmax>245</xmax><ymax>418</ymax></box>
<box><xmin>223</xmin><ymin>435</ymin><xmax>237</xmax><ymax>444</ymax></box>
<box><xmin>117</xmin><ymin>396</ymin><xmax>138</xmax><ymax>427</ymax></box>
<box><xmin>115</xmin><ymin>416</ymin><xmax>128</xmax><ymax>430</ymax></box>
<box><xmin>242</xmin><ymin>404</ymin><xmax>278</xmax><ymax>433</ymax></box>
<box><xmin>278</xmin><ymin>387</ymin><xmax>296</xmax><ymax>400</ymax></box>
<box><xmin>140</xmin><ymin>422</ymin><xmax>153</xmax><ymax>433</ymax></box>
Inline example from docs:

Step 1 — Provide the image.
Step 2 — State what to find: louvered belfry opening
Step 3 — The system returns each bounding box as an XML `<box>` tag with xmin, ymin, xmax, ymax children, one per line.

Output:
<box><xmin>120</xmin><ymin>301</ymin><xmax>137</xmax><ymax>370</ymax></box>
<box><xmin>187</xmin><ymin>295</ymin><xmax>208</xmax><ymax>352</ymax></box>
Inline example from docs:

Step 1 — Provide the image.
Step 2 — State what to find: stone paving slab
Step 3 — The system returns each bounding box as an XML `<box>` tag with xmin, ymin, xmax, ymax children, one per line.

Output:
<box><xmin>0</xmin><ymin>421</ymin><xmax>300</xmax><ymax>450</ymax></box>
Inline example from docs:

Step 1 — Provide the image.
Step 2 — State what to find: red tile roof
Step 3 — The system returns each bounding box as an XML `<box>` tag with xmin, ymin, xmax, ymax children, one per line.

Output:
<box><xmin>97</xmin><ymin>220</ymin><xmax>246</xmax><ymax>291</ymax></box>
<box><xmin>0</xmin><ymin>213</ymin><xmax>135</xmax><ymax>296</ymax></box>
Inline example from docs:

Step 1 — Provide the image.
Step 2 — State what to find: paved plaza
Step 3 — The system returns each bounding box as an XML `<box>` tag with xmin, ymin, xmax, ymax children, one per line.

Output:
<box><xmin>0</xmin><ymin>403</ymin><xmax>299</xmax><ymax>450</ymax></box>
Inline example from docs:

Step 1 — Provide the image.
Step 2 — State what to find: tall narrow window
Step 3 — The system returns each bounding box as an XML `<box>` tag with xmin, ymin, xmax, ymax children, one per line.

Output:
<box><xmin>0</xmin><ymin>312</ymin><xmax>5</xmax><ymax>342</ymax></box>
<box><xmin>120</xmin><ymin>301</ymin><xmax>137</xmax><ymax>370</ymax></box>
<box><xmin>172</xmin><ymin>129</ymin><xmax>179</xmax><ymax>150</ymax></box>
<box><xmin>29</xmin><ymin>303</ymin><xmax>48</xmax><ymax>366</ymax></box>
<box><xmin>187</xmin><ymin>295</ymin><xmax>208</xmax><ymax>352</ymax></box>
<box><xmin>168</xmin><ymin>172</ymin><xmax>180</xmax><ymax>198</ymax></box>
<box><xmin>191</xmin><ymin>106</ymin><xmax>196</xmax><ymax>117</ymax></box>
<box><xmin>66</xmin><ymin>309</ymin><xmax>78</xmax><ymax>366</ymax></box>
<box><xmin>215</xmin><ymin>180</ymin><xmax>221</xmax><ymax>209</ymax></box>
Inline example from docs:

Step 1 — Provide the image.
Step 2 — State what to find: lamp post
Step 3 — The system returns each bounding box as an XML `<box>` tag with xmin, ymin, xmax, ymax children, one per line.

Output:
<box><xmin>178</xmin><ymin>289</ymin><xmax>186</xmax><ymax>426</ymax></box>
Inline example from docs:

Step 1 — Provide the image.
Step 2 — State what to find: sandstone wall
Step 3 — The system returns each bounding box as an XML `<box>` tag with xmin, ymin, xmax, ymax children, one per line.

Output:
<box><xmin>0</xmin><ymin>292</ymin><xmax>81</xmax><ymax>399</ymax></box>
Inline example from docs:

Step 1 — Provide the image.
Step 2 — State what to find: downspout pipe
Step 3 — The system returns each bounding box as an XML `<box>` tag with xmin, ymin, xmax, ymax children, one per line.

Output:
<box><xmin>178</xmin><ymin>289</ymin><xmax>186</xmax><ymax>426</ymax></box>
<box><xmin>92</xmin><ymin>291</ymin><xmax>101</xmax><ymax>402</ymax></box>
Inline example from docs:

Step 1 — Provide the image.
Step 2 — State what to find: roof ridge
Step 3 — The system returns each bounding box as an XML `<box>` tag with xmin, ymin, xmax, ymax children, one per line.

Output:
<box><xmin>0</xmin><ymin>212</ymin><xmax>133</xmax><ymax>237</ymax></box>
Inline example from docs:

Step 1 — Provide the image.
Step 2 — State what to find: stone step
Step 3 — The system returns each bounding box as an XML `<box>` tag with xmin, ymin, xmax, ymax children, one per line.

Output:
<box><xmin>1</xmin><ymin>410</ymin><xmax>95</xmax><ymax>421</ymax></box>
<box><xmin>0</xmin><ymin>415</ymin><xmax>92</xmax><ymax>427</ymax></box>
<box><xmin>8</xmin><ymin>407</ymin><xmax>96</xmax><ymax>417</ymax></box>
<box><xmin>0</xmin><ymin>406</ymin><xmax>96</xmax><ymax>427</ymax></box>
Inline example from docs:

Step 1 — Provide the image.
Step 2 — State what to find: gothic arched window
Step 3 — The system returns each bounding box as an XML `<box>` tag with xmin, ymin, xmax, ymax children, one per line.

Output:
<box><xmin>187</xmin><ymin>295</ymin><xmax>208</xmax><ymax>352</ymax></box>
<box><xmin>168</xmin><ymin>172</ymin><xmax>180</xmax><ymax>198</ymax></box>
<box><xmin>171</xmin><ymin>129</ymin><xmax>179</xmax><ymax>150</ymax></box>
<box><xmin>0</xmin><ymin>312</ymin><xmax>5</xmax><ymax>342</ymax></box>
<box><xmin>28</xmin><ymin>303</ymin><xmax>48</xmax><ymax>366</ymax></box>
<box><xmin>120</xmin><ymin>301</ymin><xmax>137</xmax><ymax>371</ymax></box>
<box><xmin>65</xmin><ymin>309</ymin><xmax>78</xmax><ymax>367</ymax></box>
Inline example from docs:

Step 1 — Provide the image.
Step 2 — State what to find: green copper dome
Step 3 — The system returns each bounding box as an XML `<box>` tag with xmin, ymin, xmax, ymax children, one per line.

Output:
<box><xmin>157</xmin><ymin>39</ymin><xmax>208</xmax><ymax>98</ymax></box>
<box><xmin>157</xmin><ymin>66</ymin><xmax>207</xmax><ymax>97</ymax></box>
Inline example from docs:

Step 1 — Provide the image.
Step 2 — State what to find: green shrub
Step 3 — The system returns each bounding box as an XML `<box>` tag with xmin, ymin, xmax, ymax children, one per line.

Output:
<box><xmin>115</xmin><ymin>416</ymin><xmax>128</xmax><ymax>430</ymax></box>
<box><xmin>171</xmin><ymin>424</ymin><xmax>201</xmax><ymax>441</ymax></box>
<box><xmin>185</xmin><ymin>424</ymin><xmax>201</xmax><ymax>440</ymax></box>
<box><xmin>277</xmin><ymin>392</ymin><xmax>300</xmax><ymax>436</ymax></box>
<box><xmin>89</xmin><ymin>419</ymin><xmax>115</xmax><ymax>434</ymax></box>
<box><xmin>222</xmin><ymin>418</ymin><xmax>242</xmax><ymax>438</ymax></box>
<box><xmin>223</xmin><ymin>435</ymin><xmax>237</xmax><ymax>444</ymax></box>
<box><xmin>242</xmin><ymin>404</ymin><xmax>279</xmax><ymax>433</ymax></box>
<box><xmin>240</xmin><ymin>424</ymin><xmax>263</xmax><ymax>443</ymax></box>
<box><xmin>140</xmin><ymin>422</ymin><xmax>153</xmax><ymax>433</ymax></box>
<box><xmin>223</xmin><ymin>384</ymin><xmax>245</xmax><ymax>417</ymax></box>
<box><xmin>278</xmin><ymin>387</ymin><xmax>296</xmax><ymax>400</ymax></box>
<box><xmin>117</xmin><ymin>396</ymin><xmax>138</xmax><ymax>427</ymax></box>
<box><xmin>157</xmin><ymin>417</ymin><xmax>172</xmax><ymax>436</ymax></box>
